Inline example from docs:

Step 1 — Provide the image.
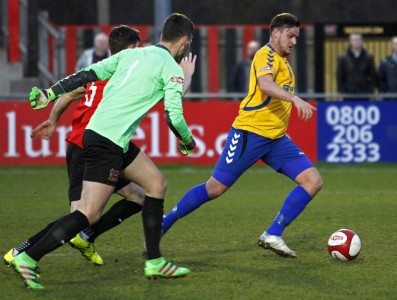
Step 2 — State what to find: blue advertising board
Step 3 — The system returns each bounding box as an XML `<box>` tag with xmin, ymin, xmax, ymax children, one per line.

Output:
<box><xmin>318</xmin><ymin>102</ymin><xmax>397</xmax><ymax>163</ymax></box>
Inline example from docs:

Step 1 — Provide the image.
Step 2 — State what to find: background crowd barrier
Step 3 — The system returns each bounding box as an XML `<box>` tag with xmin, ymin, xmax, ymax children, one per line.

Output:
<box><xmin>0</xmin><ymin>99</ymin><xmax>395</xmax><ymax>166</ymax></box>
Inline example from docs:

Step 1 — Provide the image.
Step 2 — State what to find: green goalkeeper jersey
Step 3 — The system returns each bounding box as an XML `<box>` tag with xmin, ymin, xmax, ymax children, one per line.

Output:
<box><xmin>83</xmin><ymin>45</ymin><xmax>192</xmax><ymax>152</ymax></box>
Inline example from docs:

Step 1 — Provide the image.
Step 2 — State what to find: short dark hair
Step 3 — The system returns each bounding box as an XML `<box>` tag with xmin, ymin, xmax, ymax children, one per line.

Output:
<box><xmin>109</xmin><ymin>25</ymin><xmax>140</xmax><ymax>55</ymax></box>
<box><xmin>161</xmin><ymin>13</ymin><xmax>194</xmax><ymax>42</ymax></box>
<box><xmin>270</xmin><ymin>13</ymin><xmax>300</xmax><ymax>32</ymax></box>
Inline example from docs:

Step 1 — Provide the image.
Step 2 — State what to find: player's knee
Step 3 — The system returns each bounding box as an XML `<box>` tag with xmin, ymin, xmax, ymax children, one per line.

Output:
<box><xmin>306</xmin><ymin>172</ymin><xmax>323</xmax><ymax>195</ymax></box>
<box><xmin>149</xmin><ymin>175</ymin><xmax>167</xmax><ymax>199</ymax></box>
<box><xmin>77</xmin><ymin>208</ymin><xmax>100</xmax><ymax>225</ymax></box>
<box><xmin>314</xmin><ymin>175</ymin><xmax>324</xmax><ymax>193</ymax></box>
<box><xmin>206</xmin><ymin>179</ymin><xmax>228</xmax><ymax>199</ymax></box>
<box><xmin>118</xmin><ymin>185</ymin><xmax>145</xmax><ymax>205</ymax></box>
<box><xmin>297</xmin><ymin>168</ymin><xmax>323</xmax><ymax>196</ymax></box>
<box><xmin>86</xmin><ymin>211</ymin><xmax>102</xmax><ymax>225</ymax></box>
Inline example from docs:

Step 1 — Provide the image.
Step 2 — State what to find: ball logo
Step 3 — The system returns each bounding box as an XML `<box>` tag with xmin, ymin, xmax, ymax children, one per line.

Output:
<box><xmin>327</xmin><ymin>229</ymin><xmax>361</xmax><ymax>261</ymax></box>
<box><xmin>328</xmin><ymin>232</ymin><xmax>347</xmax><ymax>246</ymax></box>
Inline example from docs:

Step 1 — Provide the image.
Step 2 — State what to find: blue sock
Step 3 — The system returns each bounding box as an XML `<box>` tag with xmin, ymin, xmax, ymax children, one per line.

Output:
<box><xmin>163</xmin><ymin>183</ymin><xmax>210</xmax><ymax>234</ymax></box>
<box><xmin>266</xmin><ymin>186</ymin><xmax>312</xmax><ymax>236</ymax></box>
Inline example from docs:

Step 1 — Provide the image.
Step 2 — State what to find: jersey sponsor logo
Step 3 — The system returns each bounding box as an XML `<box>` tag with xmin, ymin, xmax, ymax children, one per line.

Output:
<box><xmin>259</xmin><ymin>65</ymin><xmax>272</xmax><ymax>72</ymax></box>
<box><xmin>170</xmin><ymin>76</ymin><xmax>184</xmax><ymax>84</ymax></box>
<box><xmin>283</xmin><ymin>84</ymin><xmax>294</xmax><ymax>93</ymax></box>
<box><xmin>108</xmin><ymin>168</ymin><xmax>120</xmax><ymax>183</ymax></box>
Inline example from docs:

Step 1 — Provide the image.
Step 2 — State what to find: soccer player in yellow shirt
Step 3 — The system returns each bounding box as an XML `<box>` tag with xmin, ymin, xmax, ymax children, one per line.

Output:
<box><xmin>162</xmin><ymin>13</ymin><xmax>323</xmax><ymax>258</ymax></box>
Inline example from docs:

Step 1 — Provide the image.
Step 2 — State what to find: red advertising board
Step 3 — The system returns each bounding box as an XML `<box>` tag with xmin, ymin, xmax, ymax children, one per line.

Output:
<box><xmin>0</xmin><ymin>100</ymin><xmax>317</xmax><ymax>165</ymax></box>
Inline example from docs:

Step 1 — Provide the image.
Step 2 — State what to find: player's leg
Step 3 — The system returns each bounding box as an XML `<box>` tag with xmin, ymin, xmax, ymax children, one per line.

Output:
<box><xmin>163</xmin><ymin>128</ymin><xmax>260</xmax><ymax>234</ymax></box>
<box><xmin>45</xmin><ymin>142</ymin><xmax>103</xmax><ymax>265</ymax></box>
<box><xmin>121</xmin><ymin>150</ymin><xmax>189</xmax><ymax>278</ymax></box>
<box><xmin>77</xmin><ymin>142</ymin><xmax>144</xmax><ymax>243</ymax></box>
<box><xmin>79</xmin><ymin>181</ymin><xmax>144</xmax><ymax>243</ymax></box>
<box><xmin>10</xmin><ymin>206</ymin><xmax>91</xmax><ymax>289</ymax></box>
<box><xmin>258</xmin><ymin>136</ymin><xmax>323</xmax><ymax>257</ymax></box>
<box><xmin>4</xmin><ymin>143</ymin><xmax>86</xmax><ymax>265</ymax></box>
<box><xmin>4</xmin><ymin>220</ymin><xmax>60</xmax><ymax>267</ymax></box>
<box><xmin>162</xmin><ymin>177</ymin><xmax>228</xmax><ymax>234</ymax></box>
<box><xmin>266</xmin><ymin>166</ymin><xmax>322</xmax><ymax>234</ymax></box>
<box><xmin>10</xmin><ymin>130</ymin><xmax>118</xmax><ymax>289</ymax></box>
<box><xmin>11</xmin><ymin>180</ymin><xmax>112</xmax><ymax>289</ymax></box>
<box><xmin>66</xmin><ymin>142</ymin><xmax>143</xmax><ymax>263</ymax></box>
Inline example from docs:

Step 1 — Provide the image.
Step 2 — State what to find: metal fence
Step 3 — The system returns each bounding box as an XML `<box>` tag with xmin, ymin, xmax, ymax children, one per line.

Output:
<box><xmin>37</xmin><ymin>12</ymin><xmax>63</xmax><ymax>87</ymax></box>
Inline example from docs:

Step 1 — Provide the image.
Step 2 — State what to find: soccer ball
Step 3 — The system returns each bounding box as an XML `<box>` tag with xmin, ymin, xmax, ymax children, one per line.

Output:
<box><xmin>327</xmin><ymin>229</ymin><xmax>361</xmax><ymax>261</ymax></box>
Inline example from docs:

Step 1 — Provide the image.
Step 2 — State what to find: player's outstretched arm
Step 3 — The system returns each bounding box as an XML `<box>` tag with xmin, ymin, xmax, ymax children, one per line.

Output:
<box><xmin>180</xmin><ymin>52</ymin><xmax>197</xmax><ymax>96</ymax></box>
<box><xmin>31</xmin><ymin>87</ymin><xmax>86</xmax><ymax>139</ymax></box>
<box><xmin>258</xmin><ymin>74</ymin><xmax>316</xmax><ymax>121</ymax></box>
<box><xmin>29</xmin><ymin>70</ymin><xmax>99</xmax><ymax>110</ymax></box>
<box><xmin>29</xmin><ymin>53</ymin><xmax>121</xmax><ymax>109</ymax></box>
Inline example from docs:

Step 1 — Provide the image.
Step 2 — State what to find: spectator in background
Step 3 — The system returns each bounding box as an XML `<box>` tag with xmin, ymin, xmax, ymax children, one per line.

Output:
<box><xmin>75</xmin><ymin>32</ymin><xmax>110</xmax><ymax>72</ymax></box>
<box><xmin>378</xmin><ymin>36</ymin><xmax>397</xmax><ymax>98</ymax></box>
<box><xmin>229</xmin><ymin>40</ymin><xmax>260</xmax><ymax>92</ymax></box>
<box><xmin>336</xmin><ymin>33</ymin><xmax>378</xmax><ymax>97</ymax></box>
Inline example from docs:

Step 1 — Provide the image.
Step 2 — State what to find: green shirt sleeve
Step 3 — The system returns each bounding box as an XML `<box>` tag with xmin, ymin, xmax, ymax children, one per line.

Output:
<box><xmin>86</xmin><ymin>51</ymin><xmax>122</xmax><ymax>80</ymax></box>
<box><xmin>49</xmin><ymin>51</ymin><xmax>123</xmax><ymax>97</ymax></box>
<box><xmin>162</xmin><ymin>58</ymin><xmax>193</xmax><ymax>143</ymax></box>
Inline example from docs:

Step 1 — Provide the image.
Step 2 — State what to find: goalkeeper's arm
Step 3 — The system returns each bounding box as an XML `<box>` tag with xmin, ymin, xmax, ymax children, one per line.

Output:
<box><xmin>44</xmin><ymin>70</ymin><xmax>99</xmax><ymax>101</ymax></box>
<box><xmin>29</xmin><ymin>70</ymin><xmax>98</xmax><ymax>110</ymax></box>
<box><xmin>29</xmin><ymin>52</ymin><xmax>120</xmax><ymax>109</ymax></box>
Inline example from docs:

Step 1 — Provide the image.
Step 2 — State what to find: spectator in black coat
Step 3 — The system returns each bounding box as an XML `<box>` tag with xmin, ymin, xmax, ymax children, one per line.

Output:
<box><xmin>336</xmin><ymin>33</ymin><xmax>378</xmax><ymax>97</ymax></box>
<box><xmin>229</xmin><ymin>40</ymin><xmax>260</xmax><ymax>93</ymax></box>
<box><xmin>378</xmin><ymin>36</ymin><xmax>397</xmax><ymax>98</ymax></box>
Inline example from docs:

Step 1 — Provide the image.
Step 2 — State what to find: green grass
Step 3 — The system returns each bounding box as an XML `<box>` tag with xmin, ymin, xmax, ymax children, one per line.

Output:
<box><xmin>0</xmin><ymin>164</ymin><xmax>396</xmax><ymax>299</ymax></box>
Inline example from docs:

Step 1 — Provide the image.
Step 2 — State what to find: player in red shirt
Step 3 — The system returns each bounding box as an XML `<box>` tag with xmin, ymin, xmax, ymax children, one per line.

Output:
<box><xmin>4</xmin><ymin>25</ymin><xmax>143</xmax><ymax>266</ymax></box>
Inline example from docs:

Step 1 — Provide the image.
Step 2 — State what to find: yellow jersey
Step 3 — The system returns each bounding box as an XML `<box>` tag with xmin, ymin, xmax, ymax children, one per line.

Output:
<box><xmin>232</xmin><ymin>43</ymin><xmax>295</xmax><ymax>139</ymax></box>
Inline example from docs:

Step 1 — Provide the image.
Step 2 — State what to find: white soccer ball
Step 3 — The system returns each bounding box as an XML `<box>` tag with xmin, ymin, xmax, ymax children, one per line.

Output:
<box><xmin>327</xmin><ymin>229</ymin><xmax>361</xmax><ymax>261</ymax></box>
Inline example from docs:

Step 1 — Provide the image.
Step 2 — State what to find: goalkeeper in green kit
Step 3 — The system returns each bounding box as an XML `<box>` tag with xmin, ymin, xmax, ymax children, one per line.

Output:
<box><xmin>10</xmin><ymin>13</ymin><xmax>196</xmax><ymax>289</ymax></box>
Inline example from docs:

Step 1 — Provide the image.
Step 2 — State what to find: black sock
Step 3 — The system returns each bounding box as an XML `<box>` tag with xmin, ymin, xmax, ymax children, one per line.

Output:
<box><xmin>26</xmin><ymin>211</ymin><xmax>89</xmax><ymax>261</ymax></box>
<box><xmin>14</xmin><ymin>219</ymin><xmax>59</xmax><ymax>254</ymax></box>
<box><xmin>82</xmin><ymin>199</ymin><xmax>142</xmax><ymax>242</ymax></box>
<box><xmin>142</xmin><ymin>196</ymin><xmax>164</xmax><ymax>260</ymax></box>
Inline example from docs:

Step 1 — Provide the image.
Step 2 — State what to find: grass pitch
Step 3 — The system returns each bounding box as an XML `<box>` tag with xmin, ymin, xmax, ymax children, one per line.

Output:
<box><xmin>0</xmin><ymin>164</ymin><xmax>396</xmax><ymax>299</ymax></box>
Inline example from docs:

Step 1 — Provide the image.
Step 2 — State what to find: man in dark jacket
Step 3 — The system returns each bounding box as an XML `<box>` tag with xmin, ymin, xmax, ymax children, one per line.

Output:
<box><xmin>229</xmin><ymin>40</ymin><xmax>260</xmax><ymax>93</ymax></box>
<box><xmin>378</xmin><ymin>36</ymin><xmax>397</xmax><ymax>99</ymax></box>
<box><xmin>336</xmin><ymin>33</ymin><xmax>378</xmax><ymax>97</ymax></box>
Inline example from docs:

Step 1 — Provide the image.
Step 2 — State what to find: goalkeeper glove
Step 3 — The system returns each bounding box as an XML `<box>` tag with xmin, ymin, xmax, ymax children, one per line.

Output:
<box><xmin>178</xmin><ymin>138</ymin><xmax>196</xmax><ymax>156</ymax></box>
<box><xmin>29</xmin><ymin>87</ymin><xmax>57</xmax><ymax>110</ymax></box>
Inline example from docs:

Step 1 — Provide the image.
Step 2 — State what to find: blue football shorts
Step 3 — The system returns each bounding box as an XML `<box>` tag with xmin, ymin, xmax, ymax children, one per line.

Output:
<box><xmin>212</xmin><ymin>127</ymin><xmax>314</xmax><ymax>187</ymax></box>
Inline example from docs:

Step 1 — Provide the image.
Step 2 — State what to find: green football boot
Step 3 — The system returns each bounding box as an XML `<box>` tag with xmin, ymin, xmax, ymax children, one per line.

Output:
<box><xmin>144</xmin><ymin>257</ymin><xmax>190</xmax><ymax>279</ymax></box>
<box><xmin>12</xmin><ymin>252</ymin><xmax>44</xmax><ymax>290</ymax></box>
<box><xmin>69</xmin><ymin>234</ymin><xmax>104</xmax><ymax>266</ymax></box>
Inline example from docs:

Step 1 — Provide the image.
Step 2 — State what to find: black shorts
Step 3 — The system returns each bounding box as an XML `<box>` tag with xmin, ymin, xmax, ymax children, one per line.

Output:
<box><xmin>82</xmin><ymin>129</ymin><xmax>140</xmax><ymax>188</ymax></box>
<box><xmin>66</xmin><ymin>138</ymin><xmax>139</xmax><ymax>202</ymax></box>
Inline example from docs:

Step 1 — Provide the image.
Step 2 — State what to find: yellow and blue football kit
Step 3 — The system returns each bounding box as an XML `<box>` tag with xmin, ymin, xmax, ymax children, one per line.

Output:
<box><xmin>213</xmin><ymin>43</ymin><xmax>313</xmax><ymax>186</ymax></box>
<box><xmin>163</xmin><ymin>41</ymin><xmax>317</xmax><ymax>248</ymax></box>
